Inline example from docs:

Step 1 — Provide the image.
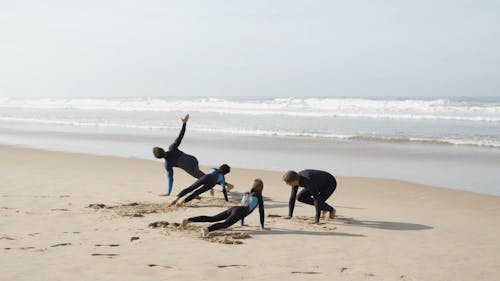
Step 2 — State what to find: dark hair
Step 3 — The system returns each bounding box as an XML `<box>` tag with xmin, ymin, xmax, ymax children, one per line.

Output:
<box><xmin>250</xmin><ymin>179</ymin><xmax>264</xmax><ymax>194</ymax></box>
<box><xmin>282</xmin><ymin>170</ymin><xmax>299</xmax><ymax>183</ymax></box>
<box><xmin>219</xmin><ymin>164</ymin><xmax>230</xmax><ymax>174</ymax></box>
<box><xmin>153</xmin><ymin>147</ymin><xmax>165</xmax><ymax>158</ymax></box>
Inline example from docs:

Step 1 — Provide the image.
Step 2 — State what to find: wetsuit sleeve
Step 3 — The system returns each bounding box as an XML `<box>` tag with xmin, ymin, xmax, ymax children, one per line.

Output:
<box><xmin>166</xmin><ymin>166</ymin><xmax>174</xmax><ymax>195</ymax></box>
<box><xmin>258</xmin><ymin>195</ymin><xmax>265</xmax><ymax>228</ymax></box>
<box><xmin>221</xmin><ymin>175</ymin><xmax>228</xmax><ymax>201</ymax></box>
<box><xmin>288</xmin><ymin>186</ymin><xmax>299</xmax><ymax>217</ymax></box>
<box><xmin>170</xmin><ymin>123</ymin><xmax>186</xmax><ymax>150</ymax></box>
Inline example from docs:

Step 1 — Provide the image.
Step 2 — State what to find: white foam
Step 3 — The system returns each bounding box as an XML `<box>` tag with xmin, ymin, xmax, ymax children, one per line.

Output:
<box><xmin>2</xmin><ymin>116</ymin><xmax>499</xmax><ymax>149</ymax></box>
<box><xmin>1</xmin><ymin>97</ymin><xmax>499</xmax><ymax>122</ymax></box>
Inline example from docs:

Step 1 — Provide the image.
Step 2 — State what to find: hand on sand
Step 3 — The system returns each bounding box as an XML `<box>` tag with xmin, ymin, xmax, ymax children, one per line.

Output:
<box><xmin>200</xmin><ymin>227</ymin><xmax>209</xmax><ymax>237</ymax></box>
<box><xmin>181</xmin><ymin>114</ymin><xmax>189</xmax><ymax>123</ymax></box>
<box><xmin>181</xmin><ymin>219</ymin><xmax>189</xmax><ymax>229</ymax></box>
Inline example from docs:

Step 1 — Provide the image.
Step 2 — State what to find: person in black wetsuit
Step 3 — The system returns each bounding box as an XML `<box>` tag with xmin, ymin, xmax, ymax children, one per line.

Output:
<box><xmin>181</xmin><ymin>179</ymin><xmax>266</xmax><ymax>237</ymax></box>
<box><xmin>171</xmin><ymin>164</ymin><xmax>231</xmax><ymax>206</ymax></box>
<box><xmin>153</xmin><ymin>114</ymin><xmax>205</xmax><ymax>196</ymax></box>
<box><xmin>282</xmin><ymin>169</ymin><xmax>337</xmax><ymax>224</ymax></box>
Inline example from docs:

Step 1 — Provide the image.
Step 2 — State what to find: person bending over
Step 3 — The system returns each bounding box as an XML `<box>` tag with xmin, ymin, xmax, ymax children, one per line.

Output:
<box><xmin>171</xmin><ymin>164</ymin><xmax>231</xmax><ymax>206</ymax></box>
<box><xmin>283</xmin><ymin>169</ymin><xmax>337</xmax><ymax>224</ymax></box>
<box><xmin>152</xmin><ymin>114</ymin><xmax>205</xmax><ymax>196</ymax></box>
<box><xmin>182</xmin><ymin>179</ymin><xmax>266</xmax><ymax>237</ymax></box>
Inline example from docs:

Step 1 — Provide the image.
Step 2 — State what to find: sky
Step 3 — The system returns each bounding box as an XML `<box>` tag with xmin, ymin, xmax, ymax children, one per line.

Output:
<box><xmin>1</xmin><ymin>0</ymin><xmax>499</xmax><ymax>98</ymax></box>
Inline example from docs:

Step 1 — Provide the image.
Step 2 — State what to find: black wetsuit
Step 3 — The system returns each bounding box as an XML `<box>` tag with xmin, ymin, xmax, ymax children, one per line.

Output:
<box><xmin>177</xmin><ymin>168</ymin><xmax>228</xmax><ymax>203</ymax></box>
<box><xmin>164</xmin><ymin>123</ymin><xmax>205</xmax><ymax>195</ymax></box>
<box><xmin>288</xmin><ymin>169</ymin><xmax>337</xmax><ymax>223</ymax></box>
<box><xmin>188</xmin><ymin>192</ymin><xmax>265</xmax><ymax>232</ymax></box>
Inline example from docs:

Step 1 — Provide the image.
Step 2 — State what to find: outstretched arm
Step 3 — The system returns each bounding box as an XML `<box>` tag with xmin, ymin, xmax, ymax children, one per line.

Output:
<box><xmin>221</xmin><ymin>178</ymin><xmax>228</xmax><ymax>202</ymax></box>
<box><xmin>169</xmin><ymin>114</ymin><xmax>189</xmax><ymax>150</ymax></box>
<box><xmin>288</xmin><ymin>186</ymin><xmax>299</xmax><ymax>218</ymax></box>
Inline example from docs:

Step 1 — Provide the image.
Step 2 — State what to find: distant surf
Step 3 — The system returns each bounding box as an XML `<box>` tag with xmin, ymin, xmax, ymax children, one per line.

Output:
<box><xmin>1</xmin><ymin>96</ymin><xmax>499</xmax><ymax>149</ymax></box>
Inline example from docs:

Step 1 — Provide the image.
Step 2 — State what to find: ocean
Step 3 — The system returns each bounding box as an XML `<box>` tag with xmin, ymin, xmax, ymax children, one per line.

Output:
<box><xmin>1</xmin><ymin>96</ymin><xmax>499</xmax><ymax>195</ymax></box>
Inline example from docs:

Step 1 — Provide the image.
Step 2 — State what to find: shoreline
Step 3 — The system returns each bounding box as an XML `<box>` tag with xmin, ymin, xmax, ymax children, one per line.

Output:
<box><xmin>2</xmin><ymin>144</ymin><xmax>499</xmax><ymax>199</ymax></box>
<box><xmin>2</xmin><ymin>123</ymin><xmax>500</xmax><ymax>196</ymax></box>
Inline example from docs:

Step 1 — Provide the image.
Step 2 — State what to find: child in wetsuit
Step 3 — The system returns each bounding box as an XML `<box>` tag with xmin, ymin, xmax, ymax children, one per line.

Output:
<box><xmin>182</xmin><ymin>179</ymin><xmax>265</xmax><ymax>237</ymax></box>
<box><xmin>171</xmin><ymin>164</ymin><xmax>231</xmax><ymax>206</ymax></box>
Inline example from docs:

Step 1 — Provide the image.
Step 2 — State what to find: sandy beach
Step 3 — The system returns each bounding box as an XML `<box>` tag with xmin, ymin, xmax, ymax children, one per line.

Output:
<box><xmin>1</xmin><ymin>145</ymin><xmax>499</xmax><ymax>281</ymax></box>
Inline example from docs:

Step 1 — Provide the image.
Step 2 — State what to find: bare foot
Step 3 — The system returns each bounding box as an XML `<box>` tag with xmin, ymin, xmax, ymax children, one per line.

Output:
<box><xmin>201</xmin><ymin>227</ymin><xmax>209</xmax><ymax>237</ymax></box>
<box><xmin>170</xmin><ymin>198</ymin><xmax>179</xmax><ymax>206</ymax></box>
<box><xmin>176</xmin><ymin>199</ymin><xmax>185</xmax><ymax>206</ymax></box>
<box><xmin>181</xmin><ymin>219</ymin><xmax>189</xmax><ymax>228</ymax></box>
<box><xmin>329</xmin><ymin>210</ymin><xmax>336</xmax><ymax>219</ymax></box>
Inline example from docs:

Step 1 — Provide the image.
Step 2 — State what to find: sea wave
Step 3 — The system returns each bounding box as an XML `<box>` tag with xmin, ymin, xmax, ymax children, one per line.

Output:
<box><xmin>1</xmin><ymin>97</ymin><xmax>499</xmax><ymax>122</ymax></box>
<box><xmin>2</xmin><ymin>116</ymin><xmax>499</xmax><ymax>148</ymax></box>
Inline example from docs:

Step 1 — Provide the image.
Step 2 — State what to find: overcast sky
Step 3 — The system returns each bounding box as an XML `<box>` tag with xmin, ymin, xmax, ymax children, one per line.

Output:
<box><xmin>1</xmin><ymin>1</ymin><xmax>499</xmax><ymax>98</ymax></box>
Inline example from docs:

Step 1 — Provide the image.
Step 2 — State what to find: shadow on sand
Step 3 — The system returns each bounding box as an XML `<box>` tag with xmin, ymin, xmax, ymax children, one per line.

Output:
<box><xmin>246</xmin><ymin>228</ymin><xmax>365</xmax><ymax>237</ymax></box>
<box><xmin>338</xmin><ymin>218</ymin><xmax>433</xmax><ymax>231</ymax></box>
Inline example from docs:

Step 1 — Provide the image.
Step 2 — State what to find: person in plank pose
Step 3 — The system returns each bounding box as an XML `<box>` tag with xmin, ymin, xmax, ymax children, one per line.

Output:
<box><xmin>182</xmin><ymin>179</ymin><xmax>266</xmax><ymax>237</ymax></box>
<box><xmin>171</xmin><ymin>164</ymin><xmax>231</xmax><ymax>206</ymax></box>
<box><xmin>282</xmin><ymin>169</ymin><xmax>337</xmax><ymax>224</ymax></box>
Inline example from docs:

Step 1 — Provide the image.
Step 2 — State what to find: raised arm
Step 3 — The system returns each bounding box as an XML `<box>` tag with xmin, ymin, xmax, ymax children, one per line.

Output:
<box><xmin>288</xmin><ymin>185</ymin><xmax>299</xmax><ymax>217</ymax></box>
<box><xmin>169</xmin><ymin>114</ymin><xmax>189</xmax><ymax>150</ymax></box>
<box><xmin>169</xmin><ymin>122</ymin><xmax>186</xmax><ymax>150</ymax></box>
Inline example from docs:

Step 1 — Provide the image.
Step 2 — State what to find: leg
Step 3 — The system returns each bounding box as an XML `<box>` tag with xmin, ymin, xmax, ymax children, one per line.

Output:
<box><xmin>176</xmin><ymin>176</ymin><xmax>207</xmax><ymax>198</ymax></box>
<box><xmin>319</xmin><ymin>179</ymin><xmax>337</xmax><ymax>216</ymax></box>
<box><xmin>207</xmin><ymin>207</ymin><xmax>246</xmax><ymax>232</ymax></box>
<box><xmin>188</xmin><ymin>208</ymin><xmax>233</xmax><ymax>223</ymax></box>
<box><xmin>171</xmin><ymin>176</ymin><xmax>207</xmax><ymax>205</ymax></box>
<box><xmin>183</xmin><ymin>182</ymin><xmax>217</xmax><ymax>203</ymax></box>
<box><xmin>177</xmin><ymin>154</ymin><xmax>205</xmax><ymax>179</ymax></box>
<box><xmin>296</xmin><ymin>189</ymin><xmax>314</xmax><ymax>205</ymax></box>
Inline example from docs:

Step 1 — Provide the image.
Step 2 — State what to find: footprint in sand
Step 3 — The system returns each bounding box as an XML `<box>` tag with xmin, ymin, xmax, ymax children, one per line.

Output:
<box><xmin>0</xmin><ymin>235</ymin><xmax>15</xmax><ymax>240</ymax></box>
<box><xmin>217</xmin><ymin>265</ymin><xmax>247</xmax><ymax>268</ymax></box>
<box><xmin>92</xmin><ymin>253</ymin><xmax>119</xmax><ymax>257</ymax></box>
<box><xmin>50</xmin><ymin>243</ymin><xmax>72</xmax><ymax>247</ymax></box>
<box><xmin>130</xmin><ymin>237</ymin><xmax>140</xmax><ymax>242</ymax></box>
<box><xmin>95</xmin><ymin>244</ymin><xmax>120</xmax><ymax>247</ymax></box>
<box><xmin>340</xmin><ymin>267</ymin><xmax>349</xmax><ymax>272</ymax></box>
<box><xmin>291</xmin><ymin>271</ymin><xmax>321</xmax><ymax>275</ymax></box>
<box><xmin>148</xmin><ymin>264</ymin><xmax>173</xmax><ymax>269</ymax></box>
<box><xmin>51</xmin><ymin>208</ymin><xmax>70</xmax><ymax>211</ymax></box>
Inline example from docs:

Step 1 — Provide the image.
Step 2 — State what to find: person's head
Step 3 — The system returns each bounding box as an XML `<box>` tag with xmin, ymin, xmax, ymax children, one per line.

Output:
<box><xmin>250</xmin><ymin>179</ymin><xmax>264</xmax><ymax>195</ymax></box>
<box><xmin>219</xmin><ymin>164</ymin><xmax>231</xmax><ymax>175</ymax></box>
<box><xmin>153</xmin><ymin>147</ymin><xmax>165</xmax><ymax>158</ymax></box>
<box><xmin>282</xmin><ymin>170</ymin><xmax>300</xmax><ymax>187</ymax></box>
